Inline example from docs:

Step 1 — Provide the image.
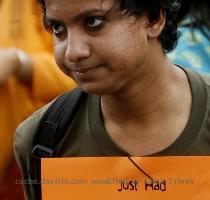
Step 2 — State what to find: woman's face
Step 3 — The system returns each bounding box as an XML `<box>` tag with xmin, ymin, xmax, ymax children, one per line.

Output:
<box><xmin>45</xmin><ymin>0</ymin><xmax>152</xmax><ymax>95</ymax></box>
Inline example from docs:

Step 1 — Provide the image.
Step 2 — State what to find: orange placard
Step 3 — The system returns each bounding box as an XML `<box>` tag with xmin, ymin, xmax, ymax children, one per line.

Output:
<box><xmin>41</xmin><ymin>156</ymin><xmax>210</xmax><ymax>200</ymax></box>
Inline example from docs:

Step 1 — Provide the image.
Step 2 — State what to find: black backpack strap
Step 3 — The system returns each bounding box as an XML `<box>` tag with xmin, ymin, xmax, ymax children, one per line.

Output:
<box><xmin>32</xmin><ymin>87</ymin><xmax>85</xmax><ymax>158</ymax></box>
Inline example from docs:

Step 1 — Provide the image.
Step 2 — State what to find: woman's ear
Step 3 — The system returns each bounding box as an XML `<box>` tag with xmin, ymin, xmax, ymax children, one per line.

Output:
<box><xmin>146</xmin><ymin>10</ymin><xmax>166</xmax><ymax>39</ymax></box>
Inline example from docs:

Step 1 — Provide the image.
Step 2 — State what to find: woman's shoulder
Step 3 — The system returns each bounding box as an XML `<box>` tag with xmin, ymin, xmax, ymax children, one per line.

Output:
<box><xmin>13</xmin><ymin>102</ymin><xmax>52</xmax><ymax>158</ymax></box>
<box><xmin>13</xmin><ymin>89</ymin><xmax>86</xmax><ymax>158</ymax></box>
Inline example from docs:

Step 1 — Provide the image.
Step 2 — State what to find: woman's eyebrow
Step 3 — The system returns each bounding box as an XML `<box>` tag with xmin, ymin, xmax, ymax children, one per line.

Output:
<box><xmin>72</xmin><ymin>8</ymin><xmax>109</xmax><ymax>21</ymax></box>
<box><xmin>45</xmin><ymin>8</ymin><xmax>109</xmax><ymax>24</ymax></box>
<box><xmin>45</xmin><ymin>17</ymin><xmax>62</xmax><ymax>26</ymax></box>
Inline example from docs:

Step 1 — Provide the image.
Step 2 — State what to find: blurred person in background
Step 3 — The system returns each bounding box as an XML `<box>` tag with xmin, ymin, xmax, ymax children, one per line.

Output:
<box><xmin>0</xmin><ymin>0</ymin><xmax>76</xmax><ymax>199</ymax></box>
<box><xmin>168</xmin><ymin>0</ymin><xmax>210</xmax><ymax>73</ymax></box>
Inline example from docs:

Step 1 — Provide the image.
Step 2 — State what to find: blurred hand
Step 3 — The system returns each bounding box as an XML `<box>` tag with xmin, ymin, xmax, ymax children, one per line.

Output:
<box><xmin>0</xmin><ymin>48</ymin><xmax>21</xmax><ymax>84</ymax></box>
<box><xmin>0</xmin><ymin>48</ymin><xmax>33</xmax><ymax>84</ymax></box>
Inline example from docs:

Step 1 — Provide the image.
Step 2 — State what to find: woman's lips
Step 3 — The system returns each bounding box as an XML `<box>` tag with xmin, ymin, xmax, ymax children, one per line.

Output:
<box><xmin>71</xmin><ymin>65</ymin><xmax>102</xmax><ymax>79</ymax></box>
<box><xmin>73</xmin><ymin>65</ymin><xmax>101</xmax><ymax>74</ymax></box>
<box><xmin>74</xmin><ymin>67</ymin><xmax>95</xmax><ymax>74</ymax></box>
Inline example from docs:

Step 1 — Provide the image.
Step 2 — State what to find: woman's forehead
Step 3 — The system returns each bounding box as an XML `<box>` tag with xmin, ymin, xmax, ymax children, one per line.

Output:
<box><xmin>45</xmin><ymin>0</ymin><xmax>116</xmax><ymax>12</ymax></box>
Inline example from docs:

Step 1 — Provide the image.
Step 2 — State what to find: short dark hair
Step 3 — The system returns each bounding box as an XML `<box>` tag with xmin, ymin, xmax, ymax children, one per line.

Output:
<box><xmin>37</xmin><ymin>0</ymin><xmax>181</xmax><ymax>53</ymax></box>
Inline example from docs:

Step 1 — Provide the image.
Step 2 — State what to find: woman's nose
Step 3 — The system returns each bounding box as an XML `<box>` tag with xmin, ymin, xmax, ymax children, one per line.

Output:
<box><xmin>65</xmin><ymin>33</ymin><xmax>91</xmax><ymax>63</ymax></box>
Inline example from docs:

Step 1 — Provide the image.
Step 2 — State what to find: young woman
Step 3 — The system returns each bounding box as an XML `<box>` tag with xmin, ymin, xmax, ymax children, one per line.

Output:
<box><xmin>14</xmin><ymin>0</ymin><xmax>210</xmax><ymax>199</ymax></box>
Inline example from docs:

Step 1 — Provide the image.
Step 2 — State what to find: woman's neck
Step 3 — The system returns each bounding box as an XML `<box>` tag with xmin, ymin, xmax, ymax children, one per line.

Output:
<box><xmin>100</xmin><ymin>60</ymin><xmax>192</xmax><ymax>155</ymax></box>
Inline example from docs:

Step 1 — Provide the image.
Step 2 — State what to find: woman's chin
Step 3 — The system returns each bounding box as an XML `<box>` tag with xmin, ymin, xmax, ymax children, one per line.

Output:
<box><xmin>78</xmin><ymin>84</ymin><xmax>114</xmax><ymax>96</ymax></box>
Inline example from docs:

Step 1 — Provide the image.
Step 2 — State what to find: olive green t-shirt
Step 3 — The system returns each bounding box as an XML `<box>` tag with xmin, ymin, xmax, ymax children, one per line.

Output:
<box><xmin>14</xmin><ymin>69</ymin><xmax>210</xmax><ymax>200</ymax></box>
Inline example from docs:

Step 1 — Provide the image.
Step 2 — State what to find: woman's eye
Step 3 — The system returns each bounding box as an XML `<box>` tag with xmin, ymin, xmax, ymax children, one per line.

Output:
<box><xmin>85</xmin><ymin>16</ymin><xmax>105</xmax><ymax>29</ymax></box>
<box><xmin>51</xmin><ymin>24</ymin><xmax>66</xmax><ymax>36</ymax></box>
